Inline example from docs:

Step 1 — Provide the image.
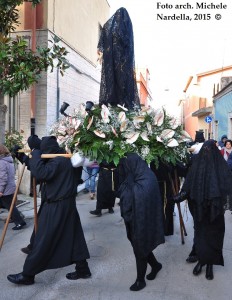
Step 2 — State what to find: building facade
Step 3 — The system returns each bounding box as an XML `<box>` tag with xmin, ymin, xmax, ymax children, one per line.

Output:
<box><xmin>181</xmin><ymin>65</ymin><xmax>232</xmax><ymax>140</ymax></box>
<box><xmin>213</xmin><ymin>82</ymin><xmax>232</xmax><ymax>141</ymax></box>
<box><xmin>5</xmin><ymin>0</ymin><xmax>110</xmax><ymax>194</ymax></box>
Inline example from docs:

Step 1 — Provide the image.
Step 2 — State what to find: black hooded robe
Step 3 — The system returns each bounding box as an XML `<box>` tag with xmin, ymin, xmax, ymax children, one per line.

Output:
<box><xmin>23</xmin><ymin>137</ymin><xmax>89</xmax><ymax>276</ymax></box>
<box><xmin>96</xmin><ymin>162</ymin><xmax>118</xmax><ymax>210</ymax></box>
<box><xmin>182</xmin><ymin>139</ymin><xmax>232</xmax><ymax>266</ymax></box>
<box><xmin>118</xmin><ymin>153</ymin><xmax>165</xmax><ymax>258</ymax></box>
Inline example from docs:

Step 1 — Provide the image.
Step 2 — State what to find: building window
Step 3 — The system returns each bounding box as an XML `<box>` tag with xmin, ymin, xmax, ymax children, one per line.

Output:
<box><xmin>6</xmin><ymin>96</ymin><xmax>19</xmax><ymax>131</ymax></box>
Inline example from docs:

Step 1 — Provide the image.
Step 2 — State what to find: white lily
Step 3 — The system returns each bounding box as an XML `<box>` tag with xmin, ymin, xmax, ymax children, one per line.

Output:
<box><xmin>101</xmin><ymin>104</ymin><xmax>111</xmax><ymax>123</ymax></box>
<box><xmin>140</xmin><ymin>132</ymin><xmax>150</xmax><ymax>141</ymax></box>
<box><xmin>118</xmin><ymin>111</ymin><xmax>126</xmax><ymax>123</ymax></box>
<box><xmin>167</xmin><ymin>138</ymin><xmax>179</xmax><ymax>147</ymax></box>
<box><xmin>125</xmin><ymin>132</ymin><xmax>140</xmax><ymax>144</ymax></box>
<box><xmin>94</xmin><ymin>130</ymin><xmax>106</xmax><ymax>138</ymax></box>
<box><xmin>160</xmin><ymin>129</ymin><xmax>175</xmax><ymax>140</ymax></box>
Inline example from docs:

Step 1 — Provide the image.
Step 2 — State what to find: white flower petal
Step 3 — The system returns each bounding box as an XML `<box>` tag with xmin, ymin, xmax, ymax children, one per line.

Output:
<box><xmin>160</xmin><ymin>129</ymin><xmax>175</xmax><ymax>140</ymax></box>
<box><xmin>140</xmin><ymin>132</ymin><xmax>150</xmax><ymax>141</ymax></box>
<box><xmin>118</xmin><ymin>111</ymin><xmax>126</xmax><ymax>123</ymax></box>
<box><xmin>156</xmin><ymin>136</ymin><xmax>163</xmax><ymax>143</ymax></box>
<box><xmin>154</xmin><ymin>109</ymin><xmax>164</xmax><ymax>126</ymax></box>
<box><xmin>120</xmin><ymin>121</ymin><xmax>127</xmax><ymax>132</ymax></box>
<box><xmin>94</xmin><ymin>130</ymin><xmax>106</xmax><ymax>138</ymax></box>
<box><xmin>125</xmin><ymin>132</ymin><xmax>140</xmax><ymax>144</ymax></box>
<box><xmin>167</xmin><ymin>138</ymin><xmax>179</xmax><ymax>147</ymax></box>
<box><xmin>117</xmin><ymin>104</ymin><xmax>128</xmax><ymax>111</ymax></box>
<box><xmin>87</xmin><ymin>116</ymin><xmax>94</xmax><ymax>130</ymax></box>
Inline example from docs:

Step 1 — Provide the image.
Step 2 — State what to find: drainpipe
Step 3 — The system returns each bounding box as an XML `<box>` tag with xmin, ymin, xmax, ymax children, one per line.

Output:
<box><xmin>56</xmin><ymin>67</ymin><xmax>60</xmax><ymax>120</ymax></box>
<box><xmin>30</xmin><ymin>4</ymin><xmax>36</xmax><ymax>135</ymax></box>
<box><xmin>29</xmin><ymin>4</ymin><xmax>36</xmax><ymax>197</ymax></box>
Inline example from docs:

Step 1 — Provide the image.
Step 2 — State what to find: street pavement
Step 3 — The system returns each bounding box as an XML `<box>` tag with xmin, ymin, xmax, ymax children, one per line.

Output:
<box><xmin>0</xmin><ymin>192</ymin><xmax>232</xmax><ymax>300</ymax></box>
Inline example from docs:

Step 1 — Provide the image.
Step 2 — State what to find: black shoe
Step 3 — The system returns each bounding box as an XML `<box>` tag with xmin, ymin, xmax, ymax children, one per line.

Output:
<box><xmin>193</xmin><ymin>262</ymin><xmax>204</xmax><ymax>276</ymax></box>
<box><xmin>108</xmin><ymin>208</ymin><xmax>114</xmax><ymax>214</ymax></box>
<box><xmin>12</xmin><ymin>221</ymin><xmax>26</xmax><ymax>230</ymax></box>
<box><xmin>205</xmin><ymin>264</ymin><xmax>214</xmax><ymax>280</ymax></box>
<box><xmin>129</xmin><ymin>280</ymin><xmax>146</xmax><ymax>291</ymax></box>
<box><xmin>186</xmin><ymin>255</ymin><xmax>198</xmax><ymax>263</ymax></box>
<box><xmin>7</xmin><ymin>272</ymin><xmax>34</xmax><ymax>285</ymax></box>
<box><xmin>146</xmin><ymin>262</ymin><xmax>162</xmax><ymax>280</ymax></box>
<box><xmin>66</xmin><ymin>271</ymin><xmax>91</xmax><ymax>280</ymax></box>
<box><xmin>21</xmin><ymin>246</ymin><xmax>32</xmax><ymax>255</ymax></box>
<box><xmin>89</xmin><ymin>210</ymin><xmax>102</xmax><ymax>217</ymax></box>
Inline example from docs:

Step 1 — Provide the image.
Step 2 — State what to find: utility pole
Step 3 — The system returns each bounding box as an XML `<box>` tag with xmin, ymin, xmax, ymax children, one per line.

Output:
<box><xmin>30</xmin><ymin>4</ymin><xmax>36</xmax><ymax>135</ymax></box>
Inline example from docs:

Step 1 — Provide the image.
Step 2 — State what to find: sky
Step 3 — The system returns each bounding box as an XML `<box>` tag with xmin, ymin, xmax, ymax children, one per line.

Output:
<box><xmin>107</xmin><ymin>0</ymin><xmax>232</xmax><ymax>114</ymax></box>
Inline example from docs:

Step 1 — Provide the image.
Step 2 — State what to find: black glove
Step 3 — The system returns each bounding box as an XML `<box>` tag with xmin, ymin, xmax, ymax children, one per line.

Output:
<box><xmin>27</xmin><ymin>135</ymin><xmax>41</xmax><ymax>150</ymax></box>
<box><xmin>77</xmin><ymin>179</ymin><xmax>84</xmax><ymax>185</ymax></box>
<box><xmin>11</xmin><ymin>145</ymin><xmax>24</xmax><ymax>163</ymax></box>
<box><xmin>173</xmin><ymin>190</ymin><xmax>187</xmax><ymax>203</ymax></box>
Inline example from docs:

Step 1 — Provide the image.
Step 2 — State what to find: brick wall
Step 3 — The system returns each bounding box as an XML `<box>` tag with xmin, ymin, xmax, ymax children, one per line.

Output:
<box><xmin>18</xmin><ymin>30</ymin><xmax>101</xmax><ymax>194</ymax></box>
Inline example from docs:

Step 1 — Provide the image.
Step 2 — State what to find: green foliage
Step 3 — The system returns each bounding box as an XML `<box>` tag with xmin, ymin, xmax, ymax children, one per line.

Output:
<box><xmin>4</xmin><ymin>128</ymin><xmax>24</xmax><ymax>150</ymax></box>
<box><xmin>0</xmin><ymin>0</ymin><xmax>69</xmax><ymax>97</ymax></box>
<box><xmin>0</xmin><ymin>35</ymin><xmax>69</xmax><ymax>96</ymax></box>
<box><xmin>50</xmin><ymin>104</ymin><xmax>191</xmax><ymax>166</ymax></box>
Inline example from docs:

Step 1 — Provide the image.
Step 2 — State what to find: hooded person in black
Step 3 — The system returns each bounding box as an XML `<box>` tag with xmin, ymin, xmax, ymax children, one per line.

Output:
<box><xmin>117</xmin><ymin>153</ymin><xmax>165</xmax><ymax>291</ymax></box>
<box><xmin>12</xmin><ymin>135</ymin><xmax>42</xmax><ymax>254</ymax></box>
<box><xmin>89</xmin><ymin>160</ymin><xmax>118</xmax><ymax>216</ymax></box>
<box><xmin>7</xmin><ymin>136</ymin><xmax>90</xmax><ymax>285</ymax></box>
<box><xmin>174</xmin><ymin>139</ymin><xmax>232</xmax><ymax>280</ymax></box>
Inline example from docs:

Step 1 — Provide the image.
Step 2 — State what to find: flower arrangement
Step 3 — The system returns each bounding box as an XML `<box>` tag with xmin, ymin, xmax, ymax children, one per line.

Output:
<box><xmin>50</xmin><ymin>104</ymin><xmax>191</xmax><ymax>166</ymax></box>
<box><xmin>4</xmin><ymin>128</ymin><xmax>24</xmax><ymax>151</ymax></box>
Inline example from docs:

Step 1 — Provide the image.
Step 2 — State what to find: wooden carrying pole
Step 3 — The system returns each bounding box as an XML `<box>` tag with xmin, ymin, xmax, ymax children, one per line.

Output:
<box><xmin>0</xmin><ymin>164</ymin><xmax>26</xmax><ymax>251</ymax></box>
<box><xmin>168</xmin><ymin>171</ymin><xmax>187</xmax><ymax>244</ymax></box>
<box><xmin>174</xmin><ymin>170</ymin><xmax>187</xmax><ymax>238</ymax></box>
<box><xmin>41</xmin><ymin>153</ymin><xmax>72</xmax><ymax>158</ymax></box>
<box><xmin>32</xmin><ymin>177</ymin><xmax>38</xmax><ymax>233</ymax></box>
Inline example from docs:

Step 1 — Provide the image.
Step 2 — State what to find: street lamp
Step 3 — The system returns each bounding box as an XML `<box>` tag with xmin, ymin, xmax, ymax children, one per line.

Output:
<box><xmin>59</xmin><ymin>102</ymin><xmax>70</xmax><ymax>117</ymax></box>
<box><xmin>85</xmin><ymin>101</ymin><xmax>94</xmax><ymax>112</ymax></box>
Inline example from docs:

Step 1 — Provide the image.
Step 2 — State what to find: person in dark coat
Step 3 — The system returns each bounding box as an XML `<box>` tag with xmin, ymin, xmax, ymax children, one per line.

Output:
<box><xmin>89</xmin><ymin>161</ymin><xmax>118</xmax><ymax>216</ymax></box>
<box><xmin>7</xmin><ymin>136</ymin><xmax>90</xmax><ymax>285</ymax></box>
<box><xmin>0</xmin><ymin>144</ymin><xmax>26</xmax><ymax>230</ymax></box>
<box><xmin>174</xmin><ymin>140</ymin><xmax>232</xmax><ymax>280</ymax></box>
<box><xmin>150</xmin><ymin>161</ymin><xmax>175</xmax><ymax>236</ymax></box>
<box><xmin>218</xmin><ymin>134</ymin><xmax>228</xmax><ymax>149</ymax></box>
<box><xmin>117</xmin><ymin>153</ymin><xmax>165</xmax><ymax>291</ymax></box>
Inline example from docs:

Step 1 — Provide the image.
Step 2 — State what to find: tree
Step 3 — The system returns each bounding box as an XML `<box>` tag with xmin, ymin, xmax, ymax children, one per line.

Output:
<box><xmin>0</xmin><ymin>0</ymin><xmax>69</xmax><ymax>143</ymax></box>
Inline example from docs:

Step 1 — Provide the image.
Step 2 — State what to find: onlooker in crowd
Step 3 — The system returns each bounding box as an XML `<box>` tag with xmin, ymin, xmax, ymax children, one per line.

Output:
<box><xmin>220</xmin><ymin>139</ymin><xmax>232</xmax><ymax>161</ymax></box>
<box><xmin>7</xmin><ymin>136</ymin><xmax>90</xmax><ymax>285</ymax></box>
<box><xmin>117</xmin><ymin>153</ymin><xmax>164</xmax><ymax>291</ymax></box>
<box><xmin>89</xmin><ymin>161</ymin><xmax>118</xmax><ymax>216</ymax></box>
<box><xmin>174</xmin><ymin>140</ymin><xmax>232</xmax><ymax>280</ymax></box>
<box><xmin>218</xmin><ymin>134</ymin><xmax>228</xmax><ymax>149</ymax></box>
<box><xmin>0</xmin><ymin>144</ymin><xmax>26</xmax><ymax>230</ymax></box>
<box><xmin>83</xmin><ymin>161</ymin><xmax>99</xmax><ymax>200</ymax></box>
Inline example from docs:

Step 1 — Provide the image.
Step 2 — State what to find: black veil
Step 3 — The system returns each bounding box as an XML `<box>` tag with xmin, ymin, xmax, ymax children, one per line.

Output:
<box><xmin>98</xmin><ymin>7</ymin><xmax>140</xmax><ymax>109</ymax></box>
<box><xmin>183</xmin><ymin>139</ymin><xmax>232</xmax><ymax>222</ymax></box>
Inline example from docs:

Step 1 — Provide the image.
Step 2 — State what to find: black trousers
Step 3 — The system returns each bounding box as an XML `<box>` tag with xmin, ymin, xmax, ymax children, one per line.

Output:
<box><xmin>0</xmin><ymin>194</ymin><xmax>24</xmax><ymax>225</ymax></box>
<box><xmin>125</xmin><ymin>221</ymin><xmax>159</xmax><ymax>281</ymax></box>
<box><xmin>134</xmin><ymin>251</ymin><xmax>159</xmax><ymax>281</ymax></box>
